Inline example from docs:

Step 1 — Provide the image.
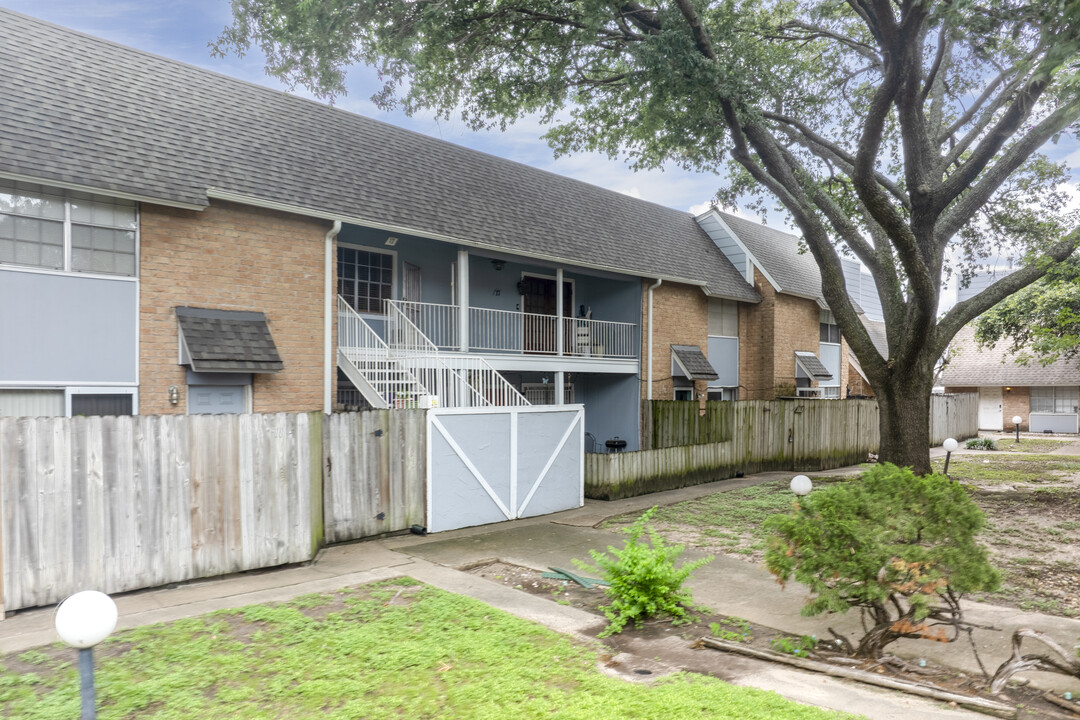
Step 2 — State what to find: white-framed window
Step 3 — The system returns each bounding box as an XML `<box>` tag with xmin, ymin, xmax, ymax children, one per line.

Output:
<box><xmin>0</xmin><ymin>179</ymin><xmax>137</xmax><ymax>276</ymax></box>
<box><xmin>67</xmin><ymin>387</ymin><xmax>137</xmax><ymax>416</ymax></box>
<box><xmin>674</xmin><ymin>388</ymin><xmax>694</xmax><ymax>401</ymax></box>
<box><xmin>708</xmin><ymin>388</ymin><xmax>738</xmax><ymax>401</ymax></box>
<box><xmin>338</xmin><ymin>244</ymin><xmax>395</xmax><ymax>314</ymax></box>
<box><xmin>820</xmin><ymin>309</ymin><xmax>841</xmax><ymax>344</ymax></box>
<box><xmin>1031</xmin><ymin>386</ymin><xmax>1078</xmax><ymax>414</ymax></box>
<box><xmin>708</xmin><ymin>298</ymin><xmax>739</xmax><ymax>337</ymax></box>
<box><xmin>0</xmin><ymin>386</ymin><xmax>137</xmax><ymax>417</ymax></box>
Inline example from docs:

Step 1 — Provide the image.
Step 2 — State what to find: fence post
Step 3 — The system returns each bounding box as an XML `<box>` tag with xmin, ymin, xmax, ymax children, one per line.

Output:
<box><xmin>308</xmin><ymin>411</ymin><xmax>324</xmax><ymax>557</ymax></box>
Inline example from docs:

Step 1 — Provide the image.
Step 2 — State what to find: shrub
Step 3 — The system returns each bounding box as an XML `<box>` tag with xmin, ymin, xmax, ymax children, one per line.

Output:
<box><xmin>576</xmin><ymin>507</ymin><xmax>712</xmax><ymax>637</ymax></box>
<box><xmin>966</xmin><ymin>437</ymin><xmax>998</xmax><ymax>450</ymax></box>
<box><xmin>764</xmin><ymin>463</ymin><xmax>1000</xmax><ymax>658</ymax></box>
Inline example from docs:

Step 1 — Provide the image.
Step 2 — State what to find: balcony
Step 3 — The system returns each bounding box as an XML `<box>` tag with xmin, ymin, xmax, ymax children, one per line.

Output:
<box><xmin>389</xmin><ymin>300</ymin><xmax>638</xmax><ymax>360</ymax></box>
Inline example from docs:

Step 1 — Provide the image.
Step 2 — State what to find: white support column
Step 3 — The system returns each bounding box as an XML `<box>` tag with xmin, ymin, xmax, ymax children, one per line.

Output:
<box><xmin>555</xmin><ymin>370</ymin><xmax>565</xmax><ymax>405</ymax></box>
<box><xmin>457</xmin><ymin>249</ymin><xmax>469</xmax><ymax>352</ymax></box>
<box><xmin>556</xmin><ymin>267</ymin><xmax>564</xmax><ymax>356</ymax></box>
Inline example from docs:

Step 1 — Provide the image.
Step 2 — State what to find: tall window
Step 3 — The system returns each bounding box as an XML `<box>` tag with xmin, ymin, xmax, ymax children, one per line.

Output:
<box><xmin>708</xmin><ymin>298</ymin><xmax>739</xmax><ymax>337</ymax></box>
<box><xmin>1031</xmin><ymin>387</ymin><xmax>1078</xmax><ymax>414</ymax></box>
<box><xmin>0</xmin><ymin>179</ymin><xmax>137</xmax><ymax>276</ymax></box>
<box><xmin>820</xmin><ymin>309</ymin><xmax>841</xmax><ymax>344</ymax></box>
<box><xmin>338</xmin><ymin>245</ymin><xmax>393</xmax><ymax>313</ymax></box>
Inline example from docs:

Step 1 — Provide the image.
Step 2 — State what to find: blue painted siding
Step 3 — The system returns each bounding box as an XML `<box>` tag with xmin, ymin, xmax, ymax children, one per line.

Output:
<box><xmin>707</xmin><ymin>336</ymin><xmax>739</xmax><ymax>387</ymax></box>
<box><xmin>0</xmin><ymin>268</ymin><xmax>136</xmax><ymax>383</ymax></box>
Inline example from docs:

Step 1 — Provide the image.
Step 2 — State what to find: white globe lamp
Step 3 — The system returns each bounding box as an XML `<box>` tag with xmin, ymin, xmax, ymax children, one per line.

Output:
<box><xmin>790</xmin><ymin>474</ymin><xmax>813</xmax><ymax>496</ymax></box>
<box><xmin>942</xmin><ymin>438</ymin><xmax>958</xmax><ymax>453</ymax></box>
<box><xmin>55</xmin><ymin>590</ymin><xmax>118</xmax><ymax>720</ymax></box>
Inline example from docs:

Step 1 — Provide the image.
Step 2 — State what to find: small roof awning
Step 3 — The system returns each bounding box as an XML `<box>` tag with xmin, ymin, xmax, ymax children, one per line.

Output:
<box><xmin>176</xmin><ymin>307</ymin><xmax>284</xmax><ymax>373</ymax></box>
<box><xmin>795</xmin><ymin>351</ymin><xmax>833</xmax><ymax>381</ymax></box>
<box><xmin>671</xmin><ymin>345</ymin><xmax>719</xmax><ymax>381</ymax></box>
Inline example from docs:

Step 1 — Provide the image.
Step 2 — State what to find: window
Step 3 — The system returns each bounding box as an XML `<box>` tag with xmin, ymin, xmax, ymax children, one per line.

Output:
<box><xmin>674</xmin><ymin>388</ymin><xmax>694</xmax><ymax>401</ymax></box>
<box><xmin>820</xmin><ymin>309</ymin><xmax>841</xmax><ymax>344</ymax></box>
<box><xmin>708</xmin><ymin>298</ymin><xmax>739</xmax><ymax>337</ymax></box>
<box><xmin>338</xmin><ymin>245</ymin><xmax>393</xmax><ymax>313</ymax></box>
<box><xmin>0</xmin><ymin>179</ymin><xmax>137</xmax><ymax>276</ymax></box>
<box><xmin>708</xmin><ymin>388</ymin><xmax>738</xmax><ymax>401</ymax></box>
<box><xmin>70</xmin><ymin>393</ymin><xmax>134</xmax><ymax>416</ymax></box>
<box><xmin>1031</xmin><ymin>386</ymin><xmax>1078</xmax><ymax>414</ymax></box>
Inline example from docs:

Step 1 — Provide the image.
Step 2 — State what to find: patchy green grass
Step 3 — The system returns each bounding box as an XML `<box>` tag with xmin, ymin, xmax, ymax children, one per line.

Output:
<box><xmin>604</xmin><ymin>477</ymin><xmax>854</xmax><ymax>561</ymax></box>
<box><xmin>994</xmin><ymin>437</ymin><xmax>1075</xmax><ymax>454</ymax></box>
<box><xmin>0</xmin><ymin>579</ymin><xmax>855</xmax><ymax>720</ymax></box>
<box><xmin>932</xmin><ymin>454</ymin><xmax>1080</xmax><ymax>485</ymax></box>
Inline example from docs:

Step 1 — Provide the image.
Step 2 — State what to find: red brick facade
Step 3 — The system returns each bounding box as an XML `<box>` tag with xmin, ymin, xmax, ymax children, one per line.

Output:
<box><xmin>640</xmin><ymin>269</ymin><xmax>850</xmax><ymax>403</ymax></box>
<box><xmin>139</xmin><ymin>201</ymin><xmax>331</xmax><ymax>415</ymax></box>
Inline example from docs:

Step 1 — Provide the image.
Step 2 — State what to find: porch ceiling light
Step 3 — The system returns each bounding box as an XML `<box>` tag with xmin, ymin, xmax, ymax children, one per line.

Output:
<box><xmin>385</xmin><ymin>236</ymin><xmax>398</xmax><ymax>246</ymax></box>
<box><xmin>491</xmin><ymin>259</ymin><xmax>505</xmax><ymax>271</ymax></box>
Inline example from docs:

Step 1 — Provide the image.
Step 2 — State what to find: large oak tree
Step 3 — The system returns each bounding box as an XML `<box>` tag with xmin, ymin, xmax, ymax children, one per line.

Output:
<box><xmin>216</xmin><ymin>0</ymin><xmax>1080</xmax><ymax>473</ymax></box>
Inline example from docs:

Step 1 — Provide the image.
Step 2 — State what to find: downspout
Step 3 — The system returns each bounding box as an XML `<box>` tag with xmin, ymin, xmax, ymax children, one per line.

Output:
<box><xmin>324</xmin><ymin>220</ymin><xmax>342</xmax><ymax>414</ymax></box>
<box><xmin>646</xmin><ymin>278</ymin><xmax>662</xmax><ymax>400</ymax></box>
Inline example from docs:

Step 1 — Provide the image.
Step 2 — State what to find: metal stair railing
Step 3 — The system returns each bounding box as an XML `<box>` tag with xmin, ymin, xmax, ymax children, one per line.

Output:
<box><xmin>337</xmin><ymin>296</ymin><xmax>431</xmax><ymax>408</ymax></box>
<box><xmin>386</xmin><ymin>300</ymin><xmax>530</xmax><ymax>407</ymax></box>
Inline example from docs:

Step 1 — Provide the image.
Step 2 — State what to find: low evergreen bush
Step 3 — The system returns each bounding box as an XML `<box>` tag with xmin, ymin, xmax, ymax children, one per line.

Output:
<box><xmin>966</xmin><ymin>437</ymin><xmax>998</xmax><ymax>450</ymax></box>
<box><xmin>764</xmin><ymin>463</ymin><xmax>1000</xmax><ymax>658</ymax></box>
<box><xmin>577</xmin><ymin>507</ymin><xmax>712</xmax><ymax>637</ymax></box>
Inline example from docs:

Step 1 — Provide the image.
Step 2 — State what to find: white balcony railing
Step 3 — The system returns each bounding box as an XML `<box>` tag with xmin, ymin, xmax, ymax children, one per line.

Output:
<box><xmin>389</xmin><ymin>300</ymin><xmax>637</xmax><ymax>359</ymax></box>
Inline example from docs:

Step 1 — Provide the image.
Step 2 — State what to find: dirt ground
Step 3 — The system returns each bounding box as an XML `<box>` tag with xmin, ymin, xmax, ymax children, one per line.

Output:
<box><xmin>468</xmin><ymin>560</ymin><xmax>1067</xmax><ymax>719</ymax></box>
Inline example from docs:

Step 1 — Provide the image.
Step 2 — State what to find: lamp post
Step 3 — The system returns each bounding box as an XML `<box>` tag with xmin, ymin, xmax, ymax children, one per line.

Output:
<box><xmin>943</xmin><ymin>438</ymin><xmax>958</xmax><ymax>478</ymax></box>
<box><xmin>1013</xmin><ymin>415</ymin><xmax>1022</xmax><ymax>443</ymax></box>
<box><xmin>790</xmin><ymin>474</ymin><xmax>813</xmax><ymax>496</ymax></box>
<box><xmin>55</xmin><ymin>591</ymin><xmax>118</xmax><ymax>720</ymax></box>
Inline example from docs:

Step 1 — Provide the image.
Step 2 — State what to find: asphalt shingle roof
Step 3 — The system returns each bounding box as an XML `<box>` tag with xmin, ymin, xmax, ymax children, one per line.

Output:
<box><xmin>176</xmin><ymin>307</ymin><xmax>284</xmax><ymax>373</ymax></box>
<box><xmin>939</xmin><ymin>327</ymin><xmax>1080</xmax><ymax>387</ymax></box>
<box><xmin>716</xmin><ymin>212</ymin><xmax>828</xmax><ymax>300</ymax></box>
<box><xmin>0</xmin><ymin>9</ymin><xmax>758</xmax><ymax>303</ymax></box>
<box><xmin>795</xmin><ymin>351</ymin><xmax>833</xmax><ymax>381</ymax></box>
<box><xmin>670</xmin><ymin>345</ymin><xmax>719</xmax><ymax>381</ymax></box>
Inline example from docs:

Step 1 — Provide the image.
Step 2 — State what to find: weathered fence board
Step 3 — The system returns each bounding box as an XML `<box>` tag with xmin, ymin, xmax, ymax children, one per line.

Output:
<box><xmin>642</xmin><ymin>400</ymin><xmax>735</xmax><ymax>450</ymax></box>
<box><xmin>322</xmin><ymin>410</ymin><xmax>426</xmax><ymax>543</ymax></box>
<box><xmin>0</xmin><ymin>412</ymin><xmax>323</xmax><ymax>612</ymax></box>
<box><xmin>589</xmin><ymin>396</ymin><xmax>975</xmax><ymax>500</ymax></box>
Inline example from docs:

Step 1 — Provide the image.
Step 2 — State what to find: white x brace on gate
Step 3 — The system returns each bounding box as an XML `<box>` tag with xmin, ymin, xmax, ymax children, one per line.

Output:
<box><xmin>426</xmin><ymin>405</ymin><xmax>585</xmax><ymax>533</ymax></box>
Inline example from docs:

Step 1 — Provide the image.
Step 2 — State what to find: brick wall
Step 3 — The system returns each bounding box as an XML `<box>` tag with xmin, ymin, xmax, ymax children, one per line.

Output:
<box><xmin>640</xmin><ymin>281</ymin><xmax>708</xmax><ymax>401</ymax></box>
<box><xmin>737</xmin><ymin>268</ymin><xmax>776</xmax><ymax>400</ymax></box>
<box><xmin>1003</xmin><ymin>386</ymin><xmax>1031</xmax><ymax>431</ymax></box>
<box><xmin>140</xmin><ymin>201</ymin><xmax>330</xmax><ymax>415</ymax></box>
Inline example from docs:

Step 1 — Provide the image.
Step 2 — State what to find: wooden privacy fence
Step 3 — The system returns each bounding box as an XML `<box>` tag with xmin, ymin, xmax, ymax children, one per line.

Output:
<box><xmin>642</xmin><ymin>400</ymin><xmax>734</xmax><ymax>450</ymax></box>
<box><xmin>0</xmin><ymin>412</ymin><xmax>323</xmax><ymax>613</ymax></box>
<box><xmin>323</xmin><ymin>411</ymin><xmax>426</xmax><ymax>543</ymax></box>
<box><xmin>588</xmin><ymin>395</ymin><xmax>978</xmax><ymax>500</ymax></box>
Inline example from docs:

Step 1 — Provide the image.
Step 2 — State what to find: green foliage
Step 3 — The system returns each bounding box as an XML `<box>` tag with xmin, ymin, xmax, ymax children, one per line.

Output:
<box><xmin>577</xmin><ymin>507</ymin><xmax>712</xmax><ymax>637</ymax></box>
<box><xmin>975</xmin><ymin>257</ymin><xmax>1080</xmax><ymax>368</ymax></box>
<box><xmin>0</xmin><ymin>581</ymin><xmax>854</xmax><ymax>720</ymax></box>
<box><xmin>966</xmin><ymin>437</ymin><xmax>999</xmax><ymax>451</ymax></box>
<box><xmin>764</xmin><ymin>464</ymin><xmax>1001</xmax><ymax>657</ymax></box>
<box><xmin>710</xmin><ymin>617</ymin><xmax>753</xmax><ymax>642</ymax></box>
<box><xmin>770</xmin><ymin>635</ymin><xmax>817</xmax><ymax>657</ymax></box>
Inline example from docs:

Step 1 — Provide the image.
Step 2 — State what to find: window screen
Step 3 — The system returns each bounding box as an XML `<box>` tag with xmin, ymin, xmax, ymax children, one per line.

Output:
<box><xmin>338</xmin><ymin>246</ymin><xmax>393</xmax><ymax>313</ymax></box>
<box><xmin>1031</xmin><ymin>387</ymin><xmax>1078</xmax><ymax>414</ymax></box>
<box><xmin>708</xmin><ymin>298</ymin><xmax>738</xmax><ymax>337</ymax></box>
<box><xmin>71</xmin><ymin>394</ymin><xmax>134</xmax><ymax>416</ymax></box>
<box><xmin>0</xmin><ymin>179</ymin><xmax>137</xmax><ymax>276</ymax></box>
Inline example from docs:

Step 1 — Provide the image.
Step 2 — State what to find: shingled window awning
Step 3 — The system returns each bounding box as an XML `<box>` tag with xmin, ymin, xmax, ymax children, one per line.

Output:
<box><xmin>176</xmin><ymin>307</ymin><xmax>283</xmax><ymax>373</ymax></box>
<box><xmin>671</xmin><ymin>345</ymin><xmax>719</xmax><ymax>381</ymax></box>
<box><xmin>795</xmin><ymin>351</ymin><xmax>833</xmax><ymax>381</ymax></box>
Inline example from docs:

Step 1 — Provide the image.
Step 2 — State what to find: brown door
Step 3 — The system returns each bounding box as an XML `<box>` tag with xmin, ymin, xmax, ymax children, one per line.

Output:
<box><xmin>521</xmin><ymin>276</ymin><xmax>572</xmax><ymax>353</ymax></box>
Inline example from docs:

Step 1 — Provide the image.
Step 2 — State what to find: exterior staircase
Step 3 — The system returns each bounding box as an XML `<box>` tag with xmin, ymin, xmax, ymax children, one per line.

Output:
<box><xmin>337</xmin><ymin>297</ymin><xmax>529</xmax><ymax>409</ymax></box>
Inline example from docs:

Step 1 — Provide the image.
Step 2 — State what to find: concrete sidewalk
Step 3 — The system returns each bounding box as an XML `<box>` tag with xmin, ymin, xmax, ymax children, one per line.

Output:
<box><xmin>3</xmin><ymin>466</ymin><xmax>1077</xmax><ymax>719</ymax></box>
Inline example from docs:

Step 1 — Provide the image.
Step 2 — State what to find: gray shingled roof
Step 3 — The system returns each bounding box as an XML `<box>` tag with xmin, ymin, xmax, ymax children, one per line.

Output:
<box><xmin>176</xmin><ymin>307</ymin><xmax>283</xmax><ymax>373</ymax></box>
<box><xmin>0</xmin><ymin>9</ymin><xmax>758</xmax><ymax>303</ymax></box>
<box><xmin>795</xmin><ymin>351</ymin><xmax>833</xmax><ymax>381</ymax></box>
<box><xmin>716</xmin><ymin>212</ymin><xmax>827</xmax><ymax>300</ymax></box>
<box><xmin>671</xmin><ymin>345</ymin><xmax>719</xmax><ymax>380</ymax></box>
<box><xmin>939</xmin><ymin>327</ymin><xmax>1080</xmax><ymax>387</ymax></box>
<box><xmin>860</xmin><ymin>316</ymin><xmax>889</xmax><ymax>358</ymax></box>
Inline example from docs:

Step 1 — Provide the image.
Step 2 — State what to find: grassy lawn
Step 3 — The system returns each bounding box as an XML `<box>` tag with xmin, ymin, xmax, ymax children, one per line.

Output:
<box><xmin>612</xmin><ymin>451</ymin><xmax>1080</xmax><ymax>617</ymax></box>
<box><xmin>990</xmin><ymin>437</ymin><xmax>1075</xmax><ymax>454</ymax></box>
<box><xmin>0</xmin><ymin>578</ymin><xmax>856</xmax><ymax>720</ymax></box>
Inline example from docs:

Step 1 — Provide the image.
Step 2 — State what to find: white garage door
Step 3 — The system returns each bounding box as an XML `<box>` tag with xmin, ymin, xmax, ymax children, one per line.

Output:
<box><xmin>189</xmin><ymin>385</ymin><xmax>246</xmax><ymax>414</ymax></box>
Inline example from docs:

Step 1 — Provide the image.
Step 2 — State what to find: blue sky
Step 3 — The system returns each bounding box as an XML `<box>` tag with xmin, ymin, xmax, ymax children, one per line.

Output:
<box><xmin>5</xmin><ymin>1</ymin><xmax>1079</xmax><ymax>228</ymax></box>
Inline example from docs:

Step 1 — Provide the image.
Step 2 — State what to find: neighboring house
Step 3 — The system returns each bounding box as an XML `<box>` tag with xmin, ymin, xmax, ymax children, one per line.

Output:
<box><xmin>940</xmin><ymin>327</ymin><xmax>1080</xmax><ymax>433</ymax></box>
<box><xmin>847</xmin><ymin>315</ymin><xmax>889</xmax><ymax>398</ymax></box>
<box><xmin>0</xmin><ymin>9</ymin><xmax>767</xmax><ymax>453</ymax></box>
<box><xmin>686</xmin><ymin>209</ymin><xmax>869</xmax><ymax>399</ymax></box>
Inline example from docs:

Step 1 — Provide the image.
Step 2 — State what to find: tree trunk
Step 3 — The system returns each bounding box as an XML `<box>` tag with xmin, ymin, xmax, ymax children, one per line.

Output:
<box><xmin>875</xmin><ymin>372</ymin><xmax>935</xmax><ymax>476</ymax></box>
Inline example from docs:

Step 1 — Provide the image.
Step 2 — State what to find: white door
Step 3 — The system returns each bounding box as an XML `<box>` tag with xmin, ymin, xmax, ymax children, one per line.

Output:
<box><xmin>978</xmin><ymin>387</ymin><xmax>1003</xmax><ymax>430</ymax></box>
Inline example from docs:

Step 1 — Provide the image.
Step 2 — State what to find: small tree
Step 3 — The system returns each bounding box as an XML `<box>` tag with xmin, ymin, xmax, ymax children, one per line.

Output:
<box><xmin>765</xmin><ymin>464</ymin><xmax>1000</xmax><ymax>659</ymax></box>
<box><xmin>577</xmin><ymin>507</ymin><xmax>712</xmax><ymax>637</ymax></box>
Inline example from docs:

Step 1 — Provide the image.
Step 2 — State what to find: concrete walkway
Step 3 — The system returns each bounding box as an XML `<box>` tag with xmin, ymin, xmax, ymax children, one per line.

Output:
<box><xmin>4</xmin><ymin>467</ymin><xmax>1078</xmax><ymax>719</ymax></box>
